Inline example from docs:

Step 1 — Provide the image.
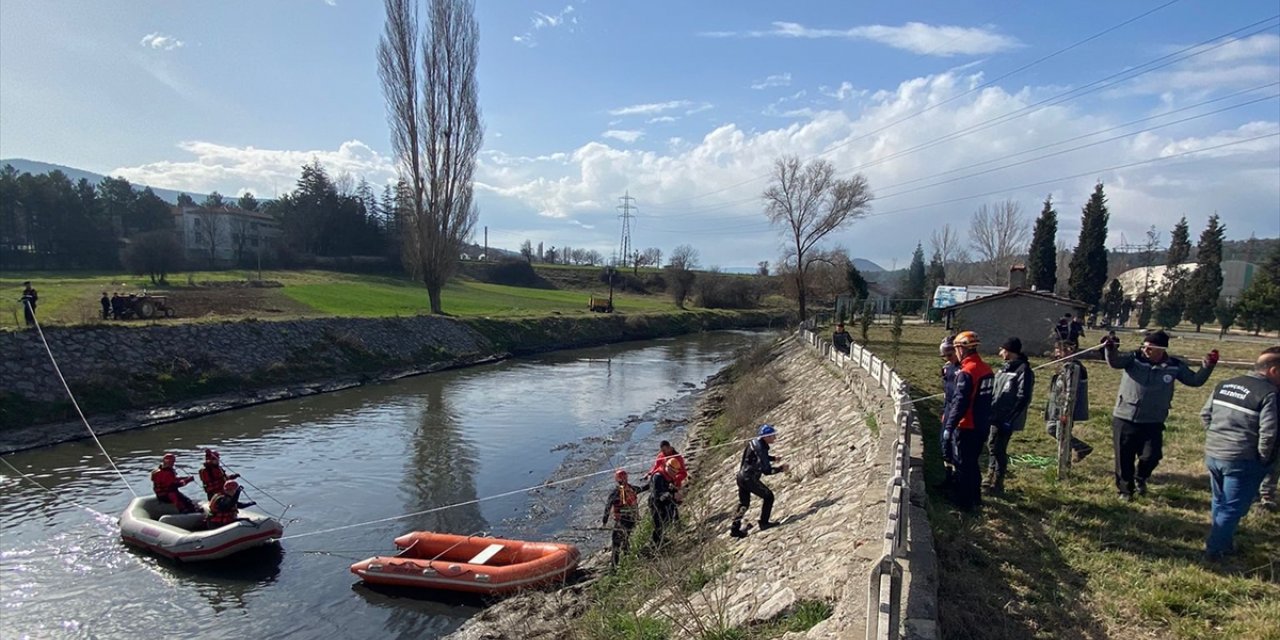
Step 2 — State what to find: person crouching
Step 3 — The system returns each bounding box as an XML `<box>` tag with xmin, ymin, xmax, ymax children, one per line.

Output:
<box><xmin>205</xmin><ymin>480</ymin><xmax>256</xmax><ymax>529</ymax></box>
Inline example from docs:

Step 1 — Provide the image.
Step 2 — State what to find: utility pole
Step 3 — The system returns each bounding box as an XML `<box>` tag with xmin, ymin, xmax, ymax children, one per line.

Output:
<box><xmin>484</xmin><ymin>226</ymin><xmax>488</xmax><ymax>261</ymax></box>
<box><xmin>617</xmin><ymin>191</ymin><xmax>636</xmax><ymax>271</ymax></box>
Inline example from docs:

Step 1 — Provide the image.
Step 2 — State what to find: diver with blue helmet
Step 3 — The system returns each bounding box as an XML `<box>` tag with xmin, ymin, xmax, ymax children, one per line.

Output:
<box><xmin>730</xmin><ymin>424</ymin><xmax>790</xmax><ymax>538</ymax></box>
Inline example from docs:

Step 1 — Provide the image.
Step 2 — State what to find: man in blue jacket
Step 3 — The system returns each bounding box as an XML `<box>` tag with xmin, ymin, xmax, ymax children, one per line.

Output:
<box><xmin>943</xmin><ymin>331</ymin><xmax>994</xmax><ymax>510</ymax></box>
<box><xmin>1103</xmin><ymin>330</ymin><xmax>1217</xmax><ymax>500</ymax></box>
<box><xmin>987</xmin><ymin>337</ymin><xmax>1035</xmax><ymax>492</ymax></box>
<box><xmin>939</xmin><ymin>336</ymin><xmax>960</xmax><ymax>485</ymax></box>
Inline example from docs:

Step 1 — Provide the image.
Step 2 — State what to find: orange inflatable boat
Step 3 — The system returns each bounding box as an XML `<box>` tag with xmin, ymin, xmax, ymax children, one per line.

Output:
<box><xmin>349</xmin><ymin>531</ymin><xmax>580</xmax><ymax>595</ymax></box>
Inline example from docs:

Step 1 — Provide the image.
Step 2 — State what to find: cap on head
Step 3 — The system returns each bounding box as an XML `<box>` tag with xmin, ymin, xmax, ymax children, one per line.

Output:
<box><xmin>223</xmin><ymin>480</ymin><xmax>239</xmax><ymax>494</ymax></box>
<box><xmin>939</xmin><ymin>336</ymin><xmax>955</xmax><ymax>355</ymax></box>
<box><xmin>1001</xmin><ymin>337</ymin><xmax>1022</xmax><ymax>354</ymax></box>
<box><xmin>1143</xmin><ymin>330</ymin><xmax>1170</xmax><ymax>349</ymax></box>
<box><xmin>759</xmin><ymin>424</ymin><xmax>777</xmax><ymax>437</ymax></box>
<box><xmin>614</xmin><ymin>469</ymin><xmax>628</xmax><ymax>482</ymax></box>
<box><xmin>953</xmin><ymin>331</ymin><xmax>980</xmax><ymax>348</ymax></box>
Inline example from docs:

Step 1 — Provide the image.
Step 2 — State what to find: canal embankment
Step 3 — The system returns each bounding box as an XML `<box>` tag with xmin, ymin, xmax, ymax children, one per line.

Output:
<box><xmin>0</xmin><ymin>309</ymin><xmax>790</xmax><ymax>452</ymax></box>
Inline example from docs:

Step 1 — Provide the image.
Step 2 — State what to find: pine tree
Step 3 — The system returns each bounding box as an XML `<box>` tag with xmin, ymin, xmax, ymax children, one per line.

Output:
<box><xmin>1067</xmin><ymin>183</ymin><xmax>1110</xmax><ymax>308</ymax></box>
<box><xmin>1237</xmin><ymin>244</ymin><xmax>1280</xmax><ymax>335</ymax></box>
<box><xmin>1101</xmin><ymin>279</ymin><xmax>1125</xmax><ymax>325</ymax></box>
<box><xmin>1154</xmin><ymin>217</ymin><xmax>1191</xmax><ymax>329</ymax></box>
<box><xmin>1183</xmin><ymin>214</ymin><xmax>1225</xmax><ymax>331</ymax></box>
<box><xmin>924</xmin><ymin>249</ymin><xmax>946</xmax><ymax>318</ymax></box>
<box><xmin>903</xmin><ymin>243</ymin><xmax>927</xmax><ymax>313</ymax></box>
<box><xmin>1027</xmin><ymin>195</ymin><xmax>1058</xmax><ymax>292</ymax></box>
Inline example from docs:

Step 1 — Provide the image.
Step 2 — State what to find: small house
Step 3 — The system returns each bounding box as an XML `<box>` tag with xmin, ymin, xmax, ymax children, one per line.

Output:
<box><xmin>939</xmin><ymin>266</ymin><xmax>1089</xmax><ymax>356</ymax></box>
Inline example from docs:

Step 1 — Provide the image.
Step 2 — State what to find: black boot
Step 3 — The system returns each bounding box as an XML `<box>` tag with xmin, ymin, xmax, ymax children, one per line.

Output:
<box><xmin>729</xmin><ymin>523</ymin><xmax>747</xmax><ymax>538</ymax></box>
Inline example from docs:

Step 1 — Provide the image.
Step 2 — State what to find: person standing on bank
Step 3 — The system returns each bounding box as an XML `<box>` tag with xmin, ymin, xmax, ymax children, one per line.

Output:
<box><xmin>646</xmin><ymin>441</ymin><xmax>688</xmax><ymax>504</ymax></box>
<box><xmin>832</xmin><ymin>322</ymin><xmax>853</xmax><ymax>355</ymax></box>
<box><xmin>942</xmin><ymin>331</ymin><xmax>994</xmax><ymax>510</ymax></box>
<box><xmin>1045</xmin><ymin>342</ymin><xmax>1094</xmax><ymax>461</ymax></box>
<box><xmin>987</xmin><ymin>337</ymin><xmax>1035</xmax><ymax>492</ymax></box>
<box><xmin>19</xmin><ymin>281</ymin><xmax>38</xmax><ymax>327</ymax></box>
<box><xmin>99</xmin><ymin>292</ymin><xmax>110</xmax><ymax>320</ymax></box>
<box><xmin>939</xmin><ymin>336</ymin><xmax>960</xmax><ymax>485</ymax></box>
<box><xmin>730</xmin><ymin>424</ymin><xmax>790</xmax><ymax>538</ymax></box>
<box><xmin>1201</xmin><ymin>347</ymin><xmax>1279</xmax><ymax>561</ymax></box>
<box><xmin>1103</xmin><ymin>330</ymin><xmax>1218</xmax><ymax>500</ymax></box>
<box><xmin>648</xmin><ymin>463</ymin><xmax>680</xmax><ymax>547</ymax></box>
<box><xmin>601</xmin><ymin>468</ymin><xmax>648</xmax><ymax>567</ymax></box>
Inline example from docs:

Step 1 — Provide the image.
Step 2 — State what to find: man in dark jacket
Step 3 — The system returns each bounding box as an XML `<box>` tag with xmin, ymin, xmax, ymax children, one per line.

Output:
<box><xmin>1201</xmin><ymin>346</ymin><xmax>1279</xmax><ymax>560</ymax></box>
<box><xmin>20</xmin><ymin>281</ymin><xmax>38</xmax><ymax>327</ymax></box>
<box><xmin>99</xmin><ymin>292</ymin><xmax>110</xmax><ymax>320</ymax></box>
<box><xmin>939</xmin><ymin>336</ymin><xmax>960</xmax><ymax>484</ymax></box>
<box><xmin>943</xmin><ymin>331</ymin><xmax>994</xmax><ymax>510</ymax></box>
<box><xmin>987</xmin><ymin>337</ymin><xmax>1035</xmax><ymax>492</ymax></box>
<box><xmin>730</xmin><ymin>424</ymin><xmax>790</xmax><ymax>538</ymax></box>
<box><xmin>832</xmin><ymin>322</ymin><xmax>853</xmax><ymax>355</ymax></box>
<box><xmin>602</xmin><ymin>468</ymin><xmax>648</xmax><ymax>567</ymax></box>
<box><xmin>648</xmin><ymin>465</ymin><xmax>679</xmax><ymax>546</ymax></box>
<box><xmin>1104</xmin><ymin>330</ymin><xmax>1217</xmax><ymax>500</ymax></box>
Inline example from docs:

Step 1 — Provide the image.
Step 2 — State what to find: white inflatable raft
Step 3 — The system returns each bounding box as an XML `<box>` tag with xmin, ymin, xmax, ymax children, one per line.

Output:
<box><xmin>119</xmin><ymin>496</ymin><xmax>283</xmax><ymax>561</ymax></box>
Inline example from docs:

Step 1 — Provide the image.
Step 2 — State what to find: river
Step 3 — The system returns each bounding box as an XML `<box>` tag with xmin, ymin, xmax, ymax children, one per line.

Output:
<box><xmin>0</xmin><ymin>330</ymin><xmax>773</xmax><ymax>639</ymax></box>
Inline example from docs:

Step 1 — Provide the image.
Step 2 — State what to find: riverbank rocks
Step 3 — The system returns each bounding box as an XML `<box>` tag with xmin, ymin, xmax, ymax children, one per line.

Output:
<box><xmin>448</xmin><ymin>332</ymin><xmax>913</xmax><ymax>639</ymax></box>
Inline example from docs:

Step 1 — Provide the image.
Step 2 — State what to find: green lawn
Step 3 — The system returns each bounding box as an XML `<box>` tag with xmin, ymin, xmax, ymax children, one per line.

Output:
<box><xmin>853</xmin><ymin>324</ymin><xmax>1279</xmax><ymax>640</ymax></box>
<box><xmin>2</xmin><ymin>269</ymin><xmax>683</xmax><ymax>327</ymax></box>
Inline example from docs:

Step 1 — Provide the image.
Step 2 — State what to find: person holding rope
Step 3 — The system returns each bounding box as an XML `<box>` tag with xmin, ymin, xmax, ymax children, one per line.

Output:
<box><xmin>939</xmin><ymin>336</ymin><xmax>960</xmax><ymax>486</ymax></box>
<box><xmin>601</xmin><ymin>469</ymin><xmax>648</xmax><ymax>567</ymax></box>
<box><xmin>648</xmin><ymin>460</ymin><xmax>680</xmax><ymax>547</ymax></box>
<box><xmin>1200</xmin><ymin>346</ymin><xmax>1279</xmax><ymax>561</ymax></box>
<box><xmin>942</xmin><ymin>331</ymin><xmax>994</xmax><ymax>511</ymax></box>
<box><xmin>205</xmin><ymin>480</ymin><xmax>256</xmax><ymax>529</ymax></box>
<box><xmin>198</xmin><ymin>449</ymin><xmax>239</xmax><ymax>500</ymax></box>
<box><xmin>19</xmin><ymin>281</ymin><xmax>38</xmax><ymax>327</ymax></box>
<box><xmin>1045</xmin><ymin>341</ymin><xmax>1094</xmax><ymax>462</ymax></box>
<box><xmin>151</xmin><ymin>453</ymin><xmax>199</xmax><ymax>513</ymax></box>
<box><xmin>729</xmin><ymin>424</ymin><xmax>790</xmax><ymax>538</ymax></box>
<box><xmin>646</xmin><ymin>441</ymin><xmax>688</xmax><ymax>504</ymax></box>
<box><xmin>987</xmin><ymin>337</ymin><xmax>1035</xmax><ymax>493</ymax></box>
<box><xmin>1103</xmin><ymin>330</ymin><xmax>1218</xmax><ymax>501</ymax></box>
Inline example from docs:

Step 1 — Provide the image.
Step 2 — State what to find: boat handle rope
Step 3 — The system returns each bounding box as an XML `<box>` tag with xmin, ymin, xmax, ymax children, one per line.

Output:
<box><xmin>0</xmin><ymin>455</ymin><xmax>113</xmax><ymax>520</ymax></box>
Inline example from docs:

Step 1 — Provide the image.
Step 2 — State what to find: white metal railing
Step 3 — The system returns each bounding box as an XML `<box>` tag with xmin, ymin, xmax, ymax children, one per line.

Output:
<box><xmin>799</xmin><ymin>328</ymin><xmax>920</xmax><ymax>640</ymax></box>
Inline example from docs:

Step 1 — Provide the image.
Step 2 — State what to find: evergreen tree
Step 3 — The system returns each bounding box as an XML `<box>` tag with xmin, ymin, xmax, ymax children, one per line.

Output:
<box><xmin>237</xmin><ymin>191</ymin><xmax>260</xmax><ymax>211</ymax></box>
<box><xmin>846</xmin><ymin>263</ymin><xmax>869</xmax><ymax>300</ymax></box>
<box><xmin>1183</xmin><ymin>214</ymin><xmax>1225</xmax><ymax>331</ymax></box>
<box><xmin>1067</xmin><ymin>183</ymin><xmax>1110</xmax><ymax>308</ymax></box>
<box><xmin>924</xmin><ymin>248</ymin><xmax>946</xmax><ymax>317</ymax></box>
<box><xmin>1154</xmin><ymin>217</ymin><xmax>1191</xmax><ymax>329</ymax></box>
<box><xmin>1027</xmin><ymin>195</ymin><xmax>1058</xmax><ymax>291</ymax></box>
<box><xmin>1237</xmin><ymin>244</ymin><xmax>1280</xmax><ymax>334</ymax></box>
<box><xmin>1101</xmin><ymin>279</ymin><xmax>1125</xmax><ymax>325</ymax></box>
<box><xmin>903</xmin><ymin>243</ymin><xmax>927</xmax><ymax>313</ymax></box>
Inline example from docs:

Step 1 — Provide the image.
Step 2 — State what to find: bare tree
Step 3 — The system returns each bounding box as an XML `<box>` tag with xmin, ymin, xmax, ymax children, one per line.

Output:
<box><xmin>194</xmin><ymin>208</ymin><xmax>223</xmax><ymax>268</ymax></box>
<box><xmin>930</xmin><ymin>224</ymin><xmax>965</xmax><ymax>270</ymax></box>
<box><xmin>668</xmin><ymin>244</ymin><xmax>700</xmax><ymax>270</ymax></box>
<box><xmin>968</xmin><ymin>199</ymin><xmax>1030</xmax><ymax>285</ymax></box>
<box><xmin>640</xmin><ymin>247</ymin><xmax>662</xmax><ymax>270</ymax></box>
<box><xmin>379</xmin><ymin>0</ymin><xmax>483</xmax><ymax>314</ymax></box>
<box><xmin>230</xmin><ymin>215</ymin><xmax>254</xmax><ymax>266</ymax></box>
<box><xmin>762</xmin><ymin>155</ymin><xmax>873</xmax><ymax>321</ymax></box>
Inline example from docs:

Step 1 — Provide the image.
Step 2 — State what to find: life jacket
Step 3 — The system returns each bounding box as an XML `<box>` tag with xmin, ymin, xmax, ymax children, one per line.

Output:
<box><xmin>957</xmin><ymin>353</ymin><xmax>995</xmax><ymax>431</ymax></box>
<box><xmin>206</xmin><ymin>493</ymin><xmax>239</xmax><ymax>527</ymax></box>
<box><xmin>652</xmin><ymin>453</ymin><xmax>687</xmax><ymax>488</ymax></box>
<box><xmin>200</xmin><ymin>464</ymin><xmax>229</xmax><ymax>498</ymax></box>
<box><xmin>151</xmin><ymin>466</ymin><xmax>180</xmax><ymax>497</ymax></box>
<box><xmin>611</xmin><ymin>483</ymin><xmax>640</xmax><ymax>521</ymax></box>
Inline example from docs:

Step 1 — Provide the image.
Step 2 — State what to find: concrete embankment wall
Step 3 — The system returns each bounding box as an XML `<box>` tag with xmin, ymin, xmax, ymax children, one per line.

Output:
<box><xmin>0</xmin><ymin>310</ymin><xmax>790</xmax><ymax>433</ymax></box>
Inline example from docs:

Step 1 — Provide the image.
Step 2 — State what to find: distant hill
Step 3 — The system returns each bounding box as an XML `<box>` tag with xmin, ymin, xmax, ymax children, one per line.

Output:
<box><xmin>852</xmin><ymin>258</ymin><xmax>884</xmax><ymax>273</ymax></box>
<box><xmin>0</xmin><ymin>158</ymin><xmax>205</xmax><ymax>204</ymax></box>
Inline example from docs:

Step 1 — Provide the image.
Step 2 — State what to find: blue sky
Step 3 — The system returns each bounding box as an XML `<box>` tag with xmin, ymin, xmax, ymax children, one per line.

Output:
<box><xmin>1</xmin><ymin>0</ymin><xmax>1277</xmax><ymax>269</ymax></box>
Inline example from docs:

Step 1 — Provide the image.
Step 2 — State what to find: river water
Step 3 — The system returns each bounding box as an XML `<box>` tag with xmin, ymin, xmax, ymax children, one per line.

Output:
<box><xmin>0</xmin><ymin>330</ymin><xmax>773</xmax><ymax>639</ymax></box>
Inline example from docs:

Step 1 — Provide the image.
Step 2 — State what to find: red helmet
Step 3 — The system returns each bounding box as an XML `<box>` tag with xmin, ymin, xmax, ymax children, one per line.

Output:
<box><xmin>223</xmin><ymin>480</ymin><xmax>239</xmax><ymax>494</ymax></box>
<box><xmin>204</xmin><ymin>449</ymin><xmax>220</xmax><ymax>461</ymax></box>
<box><xmin>614</xmin><ymin>469</ymin><xmax>628</xmax><ymax>482</ymax></box>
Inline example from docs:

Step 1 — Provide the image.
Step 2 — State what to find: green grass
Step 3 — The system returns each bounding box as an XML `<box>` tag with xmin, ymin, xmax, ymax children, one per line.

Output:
<box><xmin>849</xmin><ymin>323</ymin><xmax>1280</xmax><ymax>640</ymax></box>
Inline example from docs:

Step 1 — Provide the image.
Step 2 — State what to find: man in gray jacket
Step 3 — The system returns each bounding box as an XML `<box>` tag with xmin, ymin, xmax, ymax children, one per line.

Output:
<box><xmin>1103</xmin><ymin>330</ymin><xmax>1217</xmax><ymax>500</ymax></box>
<box><xmin>1201</xmin><ymin>346</ymin><xmax>1279</xmax><ymax>560</ymax></box>
<box><xmin>987</xmin><ymin>337</ymin><xmax>1034</xmax><ymax>492</ymax></box>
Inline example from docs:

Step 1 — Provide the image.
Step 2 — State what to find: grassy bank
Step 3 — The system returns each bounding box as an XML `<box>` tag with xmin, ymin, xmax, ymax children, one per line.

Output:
<box><xmin>852</xmin><ymin>324</ymin><xmax>1279</xmax><ymax>640</ymax></box>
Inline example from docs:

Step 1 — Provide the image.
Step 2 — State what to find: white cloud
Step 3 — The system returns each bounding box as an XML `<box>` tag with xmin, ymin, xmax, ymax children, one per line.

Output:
<box><xmin>609</xmin><ymin>100</ymin><xmax>693</xmax><ymax>116</ymax></box>
<box><xmin>140</xmin><ymin>32</ymin><xmax>184</xmax><ymax>51</ymax></box>
<box><xmin>323</xmin><ymin>0</ymin><xmax>336</xmax><ymax>6</ymax></box>
<box><xmin>515</xmin><ymin>4</ymin><xmax>577</xmax><ymax>47</ymax></box>
<box><xmin>1118</xmin><ymin>34</ymin><xmax>1280</xmax><ymax>97</ymax></box>
<box><xmin>699</xmin><ymin>21</ymin><xmax>1021</xmax><ymax>56</ymax></box>
<box><xmin>648</xmin><ymin>116</ymin><xmax>677</xmax><ymax>124</ymax></box>
<box><xmin>819</xmin><ymin>81</ymin><xmax>858</xmax><ymax>101</ymax></box>
<box><xmin>474</xmin><ymin>70</ymin><xmax>1278</xmax><ymax>266</ymax></box>
<box><xmin>751</xmin><ymin>73</ymin><xmax>792</xmax><ymax>90</ymax></box>
<box><xmin>111</xmin><ymin>140</ymin><xmax>395</xmax><ymax>196</ymax></box>
<box><xmin>602</xmin><ymin>129</ymin><xmax>644</xmax><ymax>143</ymax></box>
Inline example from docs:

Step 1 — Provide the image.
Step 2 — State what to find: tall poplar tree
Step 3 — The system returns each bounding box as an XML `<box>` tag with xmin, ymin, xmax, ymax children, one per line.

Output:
<box><xmin>1183</xmin><ymin>214</ymin><xmax>1225</xmax><ymax>331</ymax></box>
<box><xmin>1154</xmin><ymin>216</ymin><xmax>1191</xmax><ymax>328</ymax></box>
<box><xmin>903</xmin><ymin>242</ymin><xmax>927</xmax><ymax>313</ymax></box>
<box><xmin>1067</xmin><ymin>183</ymin><xmax>1110</xmax><ymax>307</ymax></box>
<box><xmin>1027</xmin><ymin>195</ymin><xmax>1058</xmax><ymax>292</ymax></box>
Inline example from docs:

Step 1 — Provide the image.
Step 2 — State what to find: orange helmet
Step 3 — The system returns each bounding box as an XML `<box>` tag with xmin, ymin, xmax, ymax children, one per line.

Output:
<box><xmin>666</xmin><ymin>458</ymin><xmax>683</xmax><ymax>473</ymax></box>
<box><xmin>953</xmin><ymin>331</ymin><xmax>981</xmax><ymax>348</ymax></box>
<box><xmin>223</xmin><ymin>480</ymin><xmax>240</xmax><ymax>494</ymax></box>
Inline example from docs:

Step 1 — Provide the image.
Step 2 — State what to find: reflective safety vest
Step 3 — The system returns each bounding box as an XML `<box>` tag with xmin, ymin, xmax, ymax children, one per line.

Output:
<box><xmin>206</xmin><ymin>493</ymin><xmax>239</xmax><ymax>527</ymax></box>
<box><xmin>200</xmin><ymin>464</ymin><xmax>229</xmax><ymax>498</ymax></box>
<box><xmin>612</xmin><ymin>483</ymin><xmax>640</xmax><ymax>521</ymax></box>
<box><xmin>151</xmin><ymin>466</ymin><xmax>180</xmax><ymax>497</ymax></box>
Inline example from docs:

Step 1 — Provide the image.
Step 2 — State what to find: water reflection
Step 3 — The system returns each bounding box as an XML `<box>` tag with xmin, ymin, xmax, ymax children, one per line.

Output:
<box><xmin>403</xmin><ymin>382</ymin><xmax>485</xmax><ymax>535</ymax></box>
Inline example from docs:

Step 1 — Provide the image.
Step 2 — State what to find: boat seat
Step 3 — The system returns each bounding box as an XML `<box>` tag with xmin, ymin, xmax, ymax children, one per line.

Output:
<box><xmin>468</xmin><ymin>543</ymin><xmax>504</xmax><ymax>565</ymax></box>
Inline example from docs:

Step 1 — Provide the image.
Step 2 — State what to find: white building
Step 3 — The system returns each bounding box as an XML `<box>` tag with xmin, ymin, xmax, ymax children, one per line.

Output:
<box><xmin>171</xmin><ymin>205</ymin><xmax>282</xmax><ymax>268</ymax></box>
